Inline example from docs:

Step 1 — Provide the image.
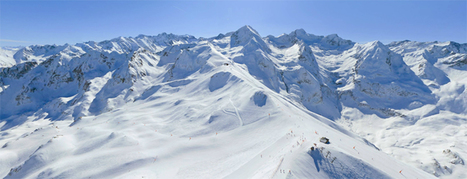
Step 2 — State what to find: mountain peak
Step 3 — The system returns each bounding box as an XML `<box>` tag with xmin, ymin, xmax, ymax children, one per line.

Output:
<box><xmin>291</xmin><ymin>28</ymin><xmax>307</xmax><ymax>36</ymax></box>
<box><xmin>353</xmin><ymin>41</ymin><xmax>412</xmax><ymax>82</ymax></box>
<box><xmin>230</xmin><ymin>25</ymin><xmax>269</xmax><ymax>51</ymax></box>
<box><xmin>236</xmin><ymin>25</ymin><xmax>260</xmax><ymax>36</ymax></box>
<box><xmin>387</xmin><ymin>40</ymin><xmax>412</xmax><ymax>47</ymax></box>
<box><xmin>372</xmin><ymin>40</ymin><xmax>384</xmax><ymax>46</ymax></box>
<box><xmin>324</xmin><ymin>33</ymin><xmax>339</xmax><ymax>39</ymax></box>
<box><xmin>364</xmin><ymin>40</ymin><xmax>388</xmax><ymax>50</ymax></box>
<box><xmin>320</xmin><ymin>34</ymin><xmax>354</xmax><ymax>47</ymax></box>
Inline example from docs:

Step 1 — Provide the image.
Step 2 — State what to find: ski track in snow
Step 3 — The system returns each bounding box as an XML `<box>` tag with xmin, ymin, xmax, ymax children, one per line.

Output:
<box><xmin>229</xmin><ymin>96</ymin><xmax>244</xmax><ymax>127</ymax></box>
<box><xmin>270</xmin><ymin>157</ymin><xmax>284</xmax><ymax>178</ymax></box>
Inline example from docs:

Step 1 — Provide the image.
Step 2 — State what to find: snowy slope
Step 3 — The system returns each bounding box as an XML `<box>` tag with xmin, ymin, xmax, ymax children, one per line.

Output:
<box><xmin>338</xmin><ymin>40</ymin><xmax>467</xmax><ymax>178</ymax></box>
<box><xmin>0</xmin><ymin>47</ymin><xmax>20</xmax><ymax>67</ymax></box>
<box><xmin>1</xmin><ymin>25</ymin><xmax>465</xmax><ymax>178</ymax></box>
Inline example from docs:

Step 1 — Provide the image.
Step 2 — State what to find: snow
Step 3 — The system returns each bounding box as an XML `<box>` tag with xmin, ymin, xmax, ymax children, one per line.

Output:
<box><xmin>0</xmin><ymin>47</ymin><xmax>19</xmax><ymax>67</ymax></box>
<box><xmin>1</xmin><ymin>26</ymin><xmax>466</xmax><ymax>178</ymax></box>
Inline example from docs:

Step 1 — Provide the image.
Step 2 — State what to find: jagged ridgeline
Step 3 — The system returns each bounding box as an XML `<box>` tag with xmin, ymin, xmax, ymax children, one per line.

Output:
<box><xmin>3</xmin><ymin>26</ymin><xmax>465</xmax><ymax>123</ymax></box>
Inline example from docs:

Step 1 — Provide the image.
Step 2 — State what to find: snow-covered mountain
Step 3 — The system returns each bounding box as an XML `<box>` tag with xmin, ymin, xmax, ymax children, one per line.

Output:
<box><xmin>0</xmin><ymin>47</ymin><xmax>21</xmax><ymax>68</ymax></box>
<box><xmin>0</xmin><ymin>25</ymin><xmax>465</xmax><ymax>178</ymax></box>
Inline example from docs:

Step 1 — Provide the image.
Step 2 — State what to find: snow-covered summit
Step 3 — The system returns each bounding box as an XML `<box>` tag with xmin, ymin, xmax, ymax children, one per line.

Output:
<box><xmin>230</xmin><ymin>25</ymin><xmax>270</xmax><ymax>52</ymax></box>
<box><xmin>266</xmin><ymin>28</ymin><xmax>354</xmax><ymax>51</ymax></box>
<box><xmin>335</xmin><ymin>41</ymin><xmax>435</xmax><ymax>113</ymax></box>
<box><xmin>320</xmin><ymin>34</ymin><xmax>354</xmax><ymax>48</ymax></box>
<box><xmin>2</xmin><ymin>32</ymin><xmax>198</xmax><ymax>68</ymax></box>
<box><xmin>353</xmin><ymin>41</ymin><xmax>412</xmax><ymax>81</ymax></box>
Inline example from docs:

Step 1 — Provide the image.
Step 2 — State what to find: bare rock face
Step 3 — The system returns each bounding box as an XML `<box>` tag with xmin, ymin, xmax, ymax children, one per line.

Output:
<box><xmin>251</xmin><ymin>91</ymin><xmax>267</xmax><ymax>107</ymax></box>
<box><xmin>443</xmin><ymin>149</ymin><xmax>465</xmax><ymax>165</ymax></box>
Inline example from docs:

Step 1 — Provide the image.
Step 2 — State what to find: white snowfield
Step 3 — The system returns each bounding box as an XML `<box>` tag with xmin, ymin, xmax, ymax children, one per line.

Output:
<box><xmin>0</xmin><ymin>25</ymin><xmax>465</xmax><ymax>178</ymax></box>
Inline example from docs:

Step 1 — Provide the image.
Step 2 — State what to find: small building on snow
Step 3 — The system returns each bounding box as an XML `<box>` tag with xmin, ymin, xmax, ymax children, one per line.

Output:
<box><xmin>320</xmin><ymin>137</ymin><xmax>329</xmax><ymax>144</ymax></box>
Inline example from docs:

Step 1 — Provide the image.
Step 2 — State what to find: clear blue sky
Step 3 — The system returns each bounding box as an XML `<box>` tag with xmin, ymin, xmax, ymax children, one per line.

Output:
<box><xmin>1</xmin><ymin>0</ymin><xmax>466</xmax><ymax>47</ymax></box>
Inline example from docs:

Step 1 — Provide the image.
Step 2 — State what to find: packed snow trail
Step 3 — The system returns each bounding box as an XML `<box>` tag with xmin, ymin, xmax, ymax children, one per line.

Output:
<box><xmin>229</xmin><ymin>96</ymin><xmax>244</xmax><ymax>126</ymax></box>
<box><xmin>270</xmin><ymin>157</ymin><xmax>284</xmax><ymax>178</ymax></box>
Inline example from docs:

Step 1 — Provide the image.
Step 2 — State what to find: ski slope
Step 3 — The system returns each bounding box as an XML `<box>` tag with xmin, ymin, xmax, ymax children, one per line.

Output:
<box><xmin>1</xmin><ymin>60</ymin><xmax>433</xmax><ymax>178</ymax></box>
